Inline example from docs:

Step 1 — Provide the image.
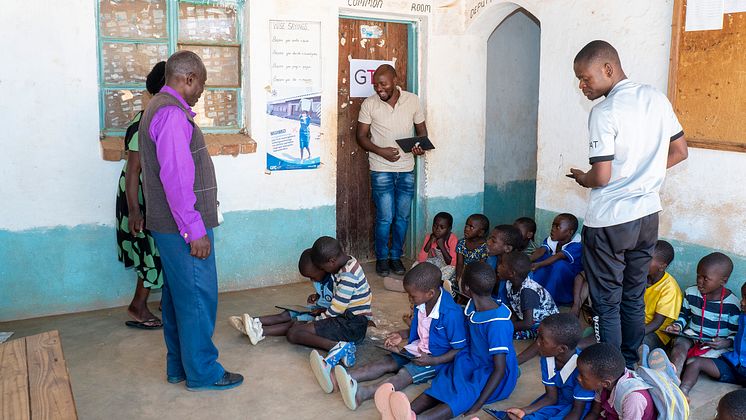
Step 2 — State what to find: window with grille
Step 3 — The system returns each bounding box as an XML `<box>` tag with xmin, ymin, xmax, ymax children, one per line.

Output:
<box><xmin>96</xmin><ymin>0</ymin><xmax>243</xmax><ymax>135</ymax></box>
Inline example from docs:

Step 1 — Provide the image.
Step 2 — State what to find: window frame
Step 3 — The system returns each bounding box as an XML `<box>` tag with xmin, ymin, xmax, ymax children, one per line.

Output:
<box><xmin>95</xmin><ymin>0</ymin><xmax>245</xmax><ymax>136</ymax></box>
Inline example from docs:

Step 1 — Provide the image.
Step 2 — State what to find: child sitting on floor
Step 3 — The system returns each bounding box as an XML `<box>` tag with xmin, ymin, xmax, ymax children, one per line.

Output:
<box><xmin>665</xmin><ymin>252</ymin><xmax>740</xmax><ymax>378</ymax></box>
<box><xmin>328</xmin><ymin>262</ymin><xmax>466</xmax><ymax>409</ymax></box>
<box><xmin>715</xmin><ymin>389</ymin><xmax>746</xmax><ymax>420</ymax></box>
<box><xmin>577</xmin><ymin>343</ymin><xmax>656</xmax><ymax>420</ymax></box>
<box><xmin>407</xmin><ymin>212</ymin><xmax>458</xmax><ymax>289</ymax></box>
<box><xmin>500</xmin><ymin>251</ymin><xmax>558</xmax><ymax>341</ymax></box>
<box><xmin>678</xmin><ymin>282</ymin><xmax>746</xmax><ymax>396</ymax></box>
<box><xmin>641</xmin><ymin>240</ymin><xmax>683</xmax><ymax>351</ymax></box>
<box><xmin>486</xmin><ymin>224</ymin><xmax>525</xmax><ymax>303</ymax></box>
<box><xmin>506</xmin><ymin>314</ymin><xmax>594</xmax><ymax>420</ymax></box>
<box><xmin>454</xmin><ymin>213</ymin><xmax>490</xmax><ymax>291</ymax></box>
<box><xmin>530</xmin><ymin>213</ymin><xmax>583</xmax><ymax>305</ymax></box>
<box><xmin>228</xmin><ymin>248</ymin><xmax>333</xmax><ymax>344</ymax></box>
<box><xmin>375</xmin><ymin>262</ymin><xmax>519</xmax><ymax>419</ymax></box>
<box><xmin>514</xmin><ymin>217</ymin><xmax>538</xmax><ymax>256</ymax></box>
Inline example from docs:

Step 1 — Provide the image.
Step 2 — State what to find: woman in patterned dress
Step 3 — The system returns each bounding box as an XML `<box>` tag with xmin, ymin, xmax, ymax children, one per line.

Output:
<box><xmin>115</xmin><ymin>62</ymin><xmax>166</xmax><ymax>329</ymax></box>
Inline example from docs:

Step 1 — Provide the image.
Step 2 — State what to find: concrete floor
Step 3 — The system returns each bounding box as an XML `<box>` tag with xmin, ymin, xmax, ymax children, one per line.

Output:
<box><xmin>0</xmin><ymin>262</ymin><xmax>733</xmax><ymax>419</ymax></box>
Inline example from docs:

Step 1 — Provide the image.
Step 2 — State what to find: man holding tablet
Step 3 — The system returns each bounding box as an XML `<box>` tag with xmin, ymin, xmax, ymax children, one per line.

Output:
<box><xmin>357</xmin><ymin>64</ymin><xmax>428</xmax><ymax>277</ymax></box>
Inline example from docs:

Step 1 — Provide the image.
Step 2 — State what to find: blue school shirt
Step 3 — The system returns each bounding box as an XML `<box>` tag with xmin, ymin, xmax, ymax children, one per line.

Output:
<box><xmin>723</xmin><ymin>313</ymin><xmax>746</xmax><ymax>367</ymax></box>
<box><xmin>408</xmin><ymin>288</ymin><xmax>467</xmax><ymax>362</ymax></box>
<box><xmin>313</xmin><ymin>274</ymin><xmax>334</xmax><ymax>309</ymax></box>
<box><xmin>541</xmin><ymin>233</ymin><xmax>583</xmax><ymax>272</ymax></box>
<box><xmin>425</xmin><ymin>297</ymin><xmax>519</xmax><ymax>416</ymax></box>
<box><xmin>540</xmin><ymin>349</ymin><xmax>595</xmax><ymax>405</ymax></box>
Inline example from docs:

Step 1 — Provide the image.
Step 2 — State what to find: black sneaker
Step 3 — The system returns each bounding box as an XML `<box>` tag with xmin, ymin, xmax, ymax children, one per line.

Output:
<box><xmin>376</xmin><ymin>259</ymin><xmax>390</xmax><ymax>276</ymax></box>
<box><xmin>390</xmin><ymin>259</ymin><xmax>406</xmax><ymax>275</ymax></box>
<box><xmin>186</xmin><ymin>371</ymin><xmax>244</xmax><ymax>391</ymax></box>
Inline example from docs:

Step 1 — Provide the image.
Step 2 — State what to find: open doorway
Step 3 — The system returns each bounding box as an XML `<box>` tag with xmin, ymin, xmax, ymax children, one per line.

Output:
<box><xmin>484</xmin><ymin>9</ymin><xmax>540</xmax><ymax>225</ymax></box>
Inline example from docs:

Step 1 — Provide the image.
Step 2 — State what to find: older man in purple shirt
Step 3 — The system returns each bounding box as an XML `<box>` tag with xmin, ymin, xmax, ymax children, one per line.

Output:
<box><xmin>139</xmin><ymin>50</ymin><xmax>242</xmax><ymax>391</ymax></box>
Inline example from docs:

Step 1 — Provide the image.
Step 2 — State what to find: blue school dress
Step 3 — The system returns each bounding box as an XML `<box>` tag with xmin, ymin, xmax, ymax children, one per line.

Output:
<box><xmin>486</xmin><ymin>255</ymin><xmax>509</xmax><ymax>304</ymax></box>
<box><xmin>425</xmin><ymin>298</ymin><xmax>519</xmax><ymax>417</ymax></box>
<box><xmin>524</xmin><ymin>349</ymin><xmax>594</xmax><ymax>420</ymax></box>
<box><xmin>532</xmin><ymin>234</ymin><xmax>583</xmax><ymax>304</ymax></box>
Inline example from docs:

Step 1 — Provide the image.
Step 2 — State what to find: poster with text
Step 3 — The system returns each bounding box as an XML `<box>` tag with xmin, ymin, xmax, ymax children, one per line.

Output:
<box><xmin>267</xmin><ymin>20</ymin><xmax>322</xmax><ymax>171</ymax></box>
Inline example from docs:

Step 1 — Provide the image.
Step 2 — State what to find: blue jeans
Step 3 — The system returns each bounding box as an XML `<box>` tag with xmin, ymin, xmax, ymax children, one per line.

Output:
<box><xmin>151</xmin><ymin>229</ymin><xmax>225</xmax><ymax>387</ymax></box>
<box><xmin>370</xmin><ymin>171</ymin><xmax>415</xmax><ymax>260</ymax></box>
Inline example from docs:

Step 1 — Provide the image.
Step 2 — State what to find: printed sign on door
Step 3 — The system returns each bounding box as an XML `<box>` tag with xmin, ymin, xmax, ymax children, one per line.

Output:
<box><xmin>350</xmin><ymin>59</ymin><xmax>394</xmax><ymax>98</ymax></box>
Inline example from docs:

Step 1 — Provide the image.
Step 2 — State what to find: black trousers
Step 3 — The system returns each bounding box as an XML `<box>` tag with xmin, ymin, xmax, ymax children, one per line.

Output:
<box><xmin>582</xmin><ymin>212</ymin><xmax>659</xmax><ymax>368</ymax></box>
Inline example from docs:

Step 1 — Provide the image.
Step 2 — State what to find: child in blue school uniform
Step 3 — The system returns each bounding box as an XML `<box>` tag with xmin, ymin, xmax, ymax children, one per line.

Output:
<box><xmin>329</xmin><ymin>262</ymin><xmax>467</xmax><ymax>411</ymax></box>
<box><xmin>228</xmin><ymin>248</ymin><xmax>333</xmax><ymax>344</ymax></box>
<box><xmin>530</xmin><ymin>213</ymin><xmax>583</xmax><ymax>305</ymax></box>
<box><xmin>486</xmin><ymin>224</ymin><xmax>525</xmax><ymax>304</ymax></box>
<box><xmin>375</xmin><ymin>262</ymin><xmax>519</xmax><ymax>420</ymax></box>
<box><xmin>506</xmin><ymin>313</ymin><xmax>594</xmax><ymax>420</ymax></box>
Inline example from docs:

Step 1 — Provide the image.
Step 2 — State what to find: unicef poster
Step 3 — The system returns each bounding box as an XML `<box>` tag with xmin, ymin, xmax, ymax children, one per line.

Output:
<box><xmin>267</xmin><ymin>20</ymin><xmax>322</xmax><ymax>171</ymax></box>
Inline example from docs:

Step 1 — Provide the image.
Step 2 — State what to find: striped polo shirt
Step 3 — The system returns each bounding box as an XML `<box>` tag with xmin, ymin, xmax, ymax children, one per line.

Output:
<box><xmin>358</xmin><ymin>87</ymin><xmax>425</xmax><ymax>173</ymax></box>
<box><xmin>673</xmin><ymin>286</ymin><xmax>740</xmax><ymax>339</ymax></box>
<box><xmin>318</xmin><ymin>256</ymin><xmax>372</xmax><ymax>320</ymax></box>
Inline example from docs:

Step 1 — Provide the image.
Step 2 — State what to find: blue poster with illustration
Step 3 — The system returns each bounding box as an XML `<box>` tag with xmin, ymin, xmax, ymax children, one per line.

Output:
<box><xmin>266</xmin><ymin>95</ymin><xmax>321</xmax><ymax>170</ymax></box>
<box><xmin>267</xmin><ymin>20</ymin><xmax>322</xmax><ymax>171</ymax></box>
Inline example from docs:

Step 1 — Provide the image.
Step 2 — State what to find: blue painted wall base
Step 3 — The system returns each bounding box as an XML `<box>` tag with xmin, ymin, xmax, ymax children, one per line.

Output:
<box><xmin>0</xmin><ymin>206</ymin><xmax>335</xmax><ymax>321</ymax></box>
<box><xmin>484</xmin><ymin>180</ymin><xmax>536</xmax><ymax>227</ymax></box>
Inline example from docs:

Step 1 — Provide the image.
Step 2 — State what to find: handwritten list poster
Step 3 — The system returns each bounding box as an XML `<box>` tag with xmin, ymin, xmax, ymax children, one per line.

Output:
<box><xmin>267</xmin><ymin>20</ymin><xmax>322</xmax><ymax>171</ymax></box>
<box><xmin>269</xmin><ymin>20</ymin><xmax>322</xmax><ymax>99</ymax></box>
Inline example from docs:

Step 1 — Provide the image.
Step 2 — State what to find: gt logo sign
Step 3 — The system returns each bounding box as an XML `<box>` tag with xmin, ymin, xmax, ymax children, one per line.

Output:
<box><xmin>350</xmin><ymin>59</ymin><xmax>394</xmax><ymax>97</ymax></box>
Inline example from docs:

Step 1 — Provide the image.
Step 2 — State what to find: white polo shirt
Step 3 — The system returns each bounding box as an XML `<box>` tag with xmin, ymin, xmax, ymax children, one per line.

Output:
<box><xmin>584</xmin><ymin>79</ymin><xmax>684</xmax><ymax>228</ymax></box>
<box><xmin>358</xmin><ymin>87</ymin><xmax>425</xmax><ymax>172</ymax></box>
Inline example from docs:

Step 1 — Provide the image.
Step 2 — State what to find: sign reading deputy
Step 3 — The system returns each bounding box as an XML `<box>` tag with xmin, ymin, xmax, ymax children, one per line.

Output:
<box><xmin>350</xmin><ymin>59</ymin><xmax>394</xmax><ymax>97</ymax></box>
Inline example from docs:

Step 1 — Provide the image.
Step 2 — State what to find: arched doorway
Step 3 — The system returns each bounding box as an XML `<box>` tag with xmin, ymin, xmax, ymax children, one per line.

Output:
<box><xmin>483</xmin><ymin>8</ymin><xmax>540</xmax><ymax>225</ymax></box>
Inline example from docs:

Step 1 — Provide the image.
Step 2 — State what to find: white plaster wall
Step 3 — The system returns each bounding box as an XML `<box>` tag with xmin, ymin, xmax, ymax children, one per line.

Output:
<box><xmin>0</xmin><ymin>1</ymin><xmax>116</xmax><ymax>230</ymax></box>
<box><xmin>484</xmin><ymin>9</ymin><xmax>539</xmax><ymax>185</ymax></box>
<box><xmin>3</xmin><ymin>0</ymin><xmax>744</xmax><ymax>260</ymax></box>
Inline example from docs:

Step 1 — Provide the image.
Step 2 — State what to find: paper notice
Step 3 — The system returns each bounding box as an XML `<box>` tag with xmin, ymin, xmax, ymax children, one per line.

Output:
<box><xmin>725</xmin><ymin>0</ymin><xmax>746</xmax><ymax>13</ymax></box>
<box><xmin>686</xmin><ymin>0</ymin><xmax>724</xmax><ymax>31</ymax></box>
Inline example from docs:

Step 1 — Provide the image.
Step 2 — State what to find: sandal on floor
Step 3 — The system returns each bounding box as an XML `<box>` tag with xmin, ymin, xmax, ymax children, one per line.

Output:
<box><xmin>125</xmin><ymin>318</ymin><xmax>162</xmax><ymax>329</ymax></box>
<box><xmin>389</xmin><ymin>391</ymin><xmax>416</xmax><ymax>420</ymax></box>
<box><xmin>374</xmin><ymin>383</ymin><xmax>396</xmax><ymax>420</ymax></box>
<box><xmin>310</xmin><ymin>350</ymin><xmax>334</xmax><ymax>393</ymax></box>
<box><xmin>335</xmin><ymin>365</ymin><xmax>359</xmax><ymax>410</ymax></box>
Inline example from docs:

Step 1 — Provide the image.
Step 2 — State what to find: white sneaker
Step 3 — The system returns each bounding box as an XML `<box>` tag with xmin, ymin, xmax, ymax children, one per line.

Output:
<box><xmin>243</xmin><ymin>313</ymin><xmax>265</xmax><ymax>345</ymax></box>
<box><xmin>228</xmin><ymin>315</ymin><xmax>248</xmax><ymax>335</ymax></box>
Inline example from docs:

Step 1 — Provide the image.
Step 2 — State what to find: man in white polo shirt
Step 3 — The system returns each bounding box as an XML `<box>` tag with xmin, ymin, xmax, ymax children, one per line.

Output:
<box><xmin>357</xmin><ymin>64</ymin><xmax>428</xmax><ymax>277</ymax></box>
<box><xmin>569</xmin><ymin>40</ymin><xmax>688</xmax><ymax>368</ymax></box>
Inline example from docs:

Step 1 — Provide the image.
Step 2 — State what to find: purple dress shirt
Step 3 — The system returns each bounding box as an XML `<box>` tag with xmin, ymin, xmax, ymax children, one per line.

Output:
<box><xmin>148</xmin><ymin>86</ymin><xmax>205</xmax><ymax>244</ymax></box>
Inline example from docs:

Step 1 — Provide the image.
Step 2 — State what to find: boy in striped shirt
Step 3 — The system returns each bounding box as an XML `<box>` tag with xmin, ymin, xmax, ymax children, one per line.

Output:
<box><xmin>307</xmin><ymin>236</ymin><xmax>372</xmax><ymax>379</ymax></box>
<box><xmin>665</xmin><ymin>252</ymin><xmax>740</xmax><ymax>378</ymax></box>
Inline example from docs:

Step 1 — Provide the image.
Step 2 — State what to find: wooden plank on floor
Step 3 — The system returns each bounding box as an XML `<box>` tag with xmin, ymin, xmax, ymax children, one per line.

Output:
<box><xmin>0</xmin><ymin>337</ymin><xmax>31</xmax><ymax>420</ymax></box>
<box><xmin>26</xmin><ymin>331</ymin><xmax>77</xmax><ymax>420</ymax></box>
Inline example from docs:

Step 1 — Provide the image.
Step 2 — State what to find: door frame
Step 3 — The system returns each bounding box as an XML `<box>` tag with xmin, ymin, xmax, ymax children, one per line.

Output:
<box><xmin>338</xmin><ymin>14</ymin><xmax>422</xmax><ymax>260</ymax></box>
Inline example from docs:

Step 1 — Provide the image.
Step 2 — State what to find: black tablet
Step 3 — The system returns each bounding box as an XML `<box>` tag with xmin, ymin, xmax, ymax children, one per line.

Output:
<box><xmin>374</xmin><ymin>344</ymin><xmax>416</xmax><ymax>359</ymax></box>
<box><xmin>483</xmin><ymin>408</ymin><xmax>509</xmax><ymax>419</ymax></box>
<box><xmin>395</xmin><ymin>136</ymin><xmax>435</xmax><ymax>153</ymax></box>
<box><xmin>275</xmin><ymin>304</ymin><xmax>318</xmax><ymax>314</ymax></box>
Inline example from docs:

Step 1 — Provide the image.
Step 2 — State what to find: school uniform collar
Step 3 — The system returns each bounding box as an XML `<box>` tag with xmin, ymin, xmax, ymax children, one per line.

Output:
<box><xmin>415</xmin><ymin>288</ymin><xmax>443</xmax><ymax>320</ymax></box>
<box><xmin>464</xmin><ymin>298</ymin><xmax>511</xmax><ymax>323</ymax></box>
<box><xmin>546</xmin><ymin>233</ymin><xmax>581</xmax><ymax>254</ymax></box>
<box><xmin>546</xmin><ymin>348</ymin><xmax>581</xmax><ymax>384</ymax></box>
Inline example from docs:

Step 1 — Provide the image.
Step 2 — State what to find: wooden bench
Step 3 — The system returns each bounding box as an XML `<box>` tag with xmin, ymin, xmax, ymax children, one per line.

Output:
<box><xmin>1</xmin><ymin>330</ymin><xmax>78</xmax><ymax>420</ymax></box>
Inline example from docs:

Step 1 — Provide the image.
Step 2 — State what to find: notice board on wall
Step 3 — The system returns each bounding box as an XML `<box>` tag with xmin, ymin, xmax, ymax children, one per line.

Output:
<box><xmin>669</xmin><ymin>0</ymin><xmax>746</xmax><ymax>152</ymax></box>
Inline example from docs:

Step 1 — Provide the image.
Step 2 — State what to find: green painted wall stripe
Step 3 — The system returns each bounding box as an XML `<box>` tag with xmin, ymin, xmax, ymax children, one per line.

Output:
<box><xmin>0</xmin><ymin>206</ymin><xmax>334</xmax><ymax>322</ymax></box>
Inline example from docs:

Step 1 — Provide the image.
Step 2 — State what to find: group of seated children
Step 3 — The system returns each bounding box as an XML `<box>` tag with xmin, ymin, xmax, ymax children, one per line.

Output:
<box><xmin>229</xmin><ymin>236</ymin><xmax>372</xmax><ymax>372</ymax></box>
<box><xmin>226</xmin><ymin>211</ymin><xmax>746</xmax><ymax>418</ymax></box>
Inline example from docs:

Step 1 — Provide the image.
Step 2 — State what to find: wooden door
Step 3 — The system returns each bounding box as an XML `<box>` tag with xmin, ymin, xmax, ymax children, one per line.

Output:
<box><xmin>337</xmin><ymin>18</ymin><xmax>409</xmax><ymax>261</ymax></box>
